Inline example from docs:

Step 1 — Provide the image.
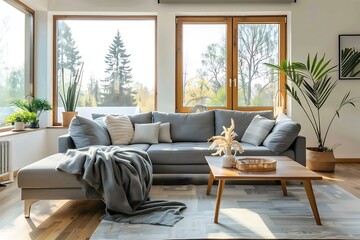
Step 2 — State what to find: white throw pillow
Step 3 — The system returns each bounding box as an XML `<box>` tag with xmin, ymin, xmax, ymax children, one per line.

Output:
<box><xmin>131</xmin><ymin>122</ymin><xmax>161</xmax><ymax>144</ymax></box>
<box><xmin>159</xmin><ymin>122</ymin><xmax>172</xmax><ymax>143</ymax></box>
<box><xmin>241</xmin><ymin>115</ymin><xmax>275</xmax><ymax>146</ymax></box>
<box><xmin>104</xmin><ymin>115</ymin><xmax>134</xmax><ymax>145</ymax></box>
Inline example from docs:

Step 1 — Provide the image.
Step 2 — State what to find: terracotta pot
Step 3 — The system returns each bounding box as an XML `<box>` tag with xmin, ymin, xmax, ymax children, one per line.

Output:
<box><xmin>62</xmin><ymin>112</ymin><xmax>78</xmax><ymax>127</ymax></box>
<box><xmin>306</xmin><ymin>147</ymin><xmax>335</xmax><ymax>172</ymax></box>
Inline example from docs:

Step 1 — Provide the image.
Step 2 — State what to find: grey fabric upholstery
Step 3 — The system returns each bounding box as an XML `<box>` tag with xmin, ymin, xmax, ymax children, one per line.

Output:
<box><xmin>58</xmin><ymin>134</ymin><xmax>76</xmax><ymax>153</ymax></box>
<box><xmin>17</xmin><ymin>153</ymin><xmax>82</xmax><ymax>189</ymax></box>
<box><xmin>263</xmin><ymin>118</ymin><xmax>301</xmax><ymax>154</ymax></box>
<box><xmin>147</xmin><ymin>142</ymin><xmax>215</xmax><ymax>165</ymax></box>
<box><xmin>214</xmin><ymin>110</ymin><xmax>273</xmax><ymax>141</ymax></box>
<box><xmin>152</xmin><ymin>111</ymin><xmax>214</xmax><ymax>142</ymax></box>
<box><xmin>69</xmin><ymin>116</ymin><xmax>111</xmax><ymax>148</ymax></box>
<box><xmin>147</xmin><ymin>142</ymin><xmax>289</xmax><ymax>166</ymax></box>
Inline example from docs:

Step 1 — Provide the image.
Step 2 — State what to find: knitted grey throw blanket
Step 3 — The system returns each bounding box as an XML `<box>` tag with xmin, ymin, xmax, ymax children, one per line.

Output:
<box><xmin>56</xmin><ymin>146</ymin><xmax>186</xmax><ymax>226</ymax></box>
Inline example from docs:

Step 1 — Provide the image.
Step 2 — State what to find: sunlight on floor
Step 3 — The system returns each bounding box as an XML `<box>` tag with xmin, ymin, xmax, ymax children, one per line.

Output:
<box><xmin>220</xmin><ymin>208</ymin><xmax>275</xmax><ymax>239</ymax></box>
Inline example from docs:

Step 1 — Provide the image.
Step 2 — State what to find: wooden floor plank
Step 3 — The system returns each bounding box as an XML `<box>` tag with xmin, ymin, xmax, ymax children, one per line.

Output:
<box><xmin>0</xmin><ymin>163</ymin><xmax>359</xmax><ymax>239</ymax></box>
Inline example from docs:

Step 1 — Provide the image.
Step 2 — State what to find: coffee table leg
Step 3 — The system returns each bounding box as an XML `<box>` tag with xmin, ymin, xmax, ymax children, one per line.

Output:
<box><xmin>207</xmin><ymin>171</ymin><xmax>215</xmax><ymax>195</ymax></box>
<box><xmin>281</xmin><ymin>179</ymin><xmax>288</xmax><ymax>196</ymax></box>
<box><xmin>303</xmin><ymin>180</ymin><xmax>321</xmax><ymax>225</ymax></box>
<box><xmin>214</xmin><ymin>179</ymin><xmax>225</xmax><ymax>223</ymax></box>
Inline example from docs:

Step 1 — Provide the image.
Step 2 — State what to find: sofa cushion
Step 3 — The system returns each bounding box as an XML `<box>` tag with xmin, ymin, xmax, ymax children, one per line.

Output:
<box><xmin>152</xmin><ymin>111</ymin><xmax>214</xmax><ymax>142</ymax></box>
<box><xmin>159</xmin><ymin>122</ymin><xmax>172</xmax><ymax>143</ymax></box>
<box><xmin>105</xmin><ymin>115</ymin><xmax>134</xmax><ymax>145</ymax></box>
<box><xmin>147</xmin><ymin>142</ymin><xmax>278</xmax><ymax>165</ymax></box>
<box><xmin>214</xmin><ymin>110</ymin><xmax>273</xmax><ymax>141</ymax></box>
<box><xmin>263</xmin><ymin>113</ymin><xmax>301</xmax><ymax>154</ymax></box>
<box><xmin>241</xmin><ymin>115</ymin><xmax>275</xmax><ymax>146</ymax></box>
<box><xmin>131</xmin><ymin>122</ymin><xmax>161</xmax><ymax>144</ymax></box>
<box><xmin>147</xmin><ymin>142</ymin><xmax>215</xmax><ymax>165</ymax></box>
<box><xmin>69</xmin><ymin>116</ymin><xmax>111</xmax><ymax>148</ymax></box>
<box><xmin>17</xmin><ymin>153</ymin><xmax>82</xmax><ymax>188</ymax></box>
<box><xmin>92</xmin><ymin>112</ymin><xmax>153</xmax><ymax>126</ymax></box>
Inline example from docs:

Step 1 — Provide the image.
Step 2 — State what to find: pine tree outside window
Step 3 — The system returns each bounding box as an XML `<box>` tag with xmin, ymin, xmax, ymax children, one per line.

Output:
<box><xmin>53</xmin><ymin>16</ymin><xmax>156</xmax><ymax>125</ymax></box>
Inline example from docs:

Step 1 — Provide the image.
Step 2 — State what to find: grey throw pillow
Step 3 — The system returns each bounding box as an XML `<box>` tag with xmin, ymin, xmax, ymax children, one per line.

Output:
<box><xmin>214</xmin><ymin>110</ymin><xmax>273</xmax><ymax>141</ymax></box>
<box><xmin>159</xmin><ymin>122</ymin><xmax>172</xmax><ymax>143</ymax></box>
<box><xmin>69</xmin><ymin>116</ymin><xmax>111</xmax><ymax>148</ymax></box>
<box><xmin>241</xmin><ymin>115</ymin><xmax>275</xmax><ymax>146</ymax></box>
<box><xmin>152</xmin><ymin>111</ymin><xmax>214</xmax><ymax>142</ymax></box>
<box><xmin>263</xmin><ymin>114</ymin><xmax>301</xmax><ymax>154</ymax></box>
<box><xmin>131</xmin><ymin>122</ymin><xmax>161</xmax><ymax>144</ymax></box>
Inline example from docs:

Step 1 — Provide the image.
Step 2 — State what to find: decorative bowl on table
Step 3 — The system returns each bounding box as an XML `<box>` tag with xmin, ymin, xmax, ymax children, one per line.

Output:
<box><xmin>235</xmin><ymin>158</ymin><xmax>277</xmax><ymax>172</ymax></box>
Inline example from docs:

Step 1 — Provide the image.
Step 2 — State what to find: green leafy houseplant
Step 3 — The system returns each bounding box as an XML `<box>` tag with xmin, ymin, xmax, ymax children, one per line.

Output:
<box><xmin>59</xmin><ymin>63</ymin><xmax>84</xmax><ymax>112</ymax></box>
<box><xmin>265</xmin><ymin>54</ymin><xmax>358</xmax><ymax>152</ymax></box>
<box><xmin>10</xmin><ymin>97</ymin><xmax>52</xmax><ymax>125</ymax></box>
<box><xmin>5</xmin><ymin>110</ymin><xmax>32</xmax><ymax>125</ymax></box>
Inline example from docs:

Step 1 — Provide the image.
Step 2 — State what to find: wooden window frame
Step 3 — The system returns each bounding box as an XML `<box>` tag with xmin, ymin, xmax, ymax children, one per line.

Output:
<box><xmin>176</xmin><ymin>15</ymin><xmax>287</xmax><ymax>113</ymax></box>
<box><xmin>52</xmin><ymin>16</ymin><xmax>157</xmax><ymax>126</ymax></box>
<box><xmin>0</xmin><ymin>0</ymin><xmax>34</xmax><ymax>132</ymax></box>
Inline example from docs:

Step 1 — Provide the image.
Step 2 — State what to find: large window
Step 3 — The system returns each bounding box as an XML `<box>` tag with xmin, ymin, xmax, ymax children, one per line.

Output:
<box><xmin>54</xmin><ymin>16</ymin><xmax>156</xmax><ymax>125</ymax></box>
<box><xmin>0</xmin><ymin>0</ymin><xmax>34</xmax><ymax>127</ymax></box>
<box><xmin>176</xmin><ymin>16</ymin><xmax>286</xmax><ymax>112</ymax></box>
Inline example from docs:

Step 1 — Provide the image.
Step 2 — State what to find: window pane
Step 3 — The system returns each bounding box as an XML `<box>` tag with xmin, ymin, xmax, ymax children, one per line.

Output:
<box><xmin>0</xmin><ymin>0</ymin><xmax>31</xmax><ymax>126</ymax></box>
<box><xmin>56</xmin><ymin>19</ymin><xmax>156</xmax><ymax>123</ymax></box>
<box><xmin>237</xmin><ymin>23</ymin><xmax>279</xmax><ymax>107</ymax></box>
<box><xmin>182</xmin><ymin>24</ymin><xmax>227</xmax><ymax>108</ymax></box>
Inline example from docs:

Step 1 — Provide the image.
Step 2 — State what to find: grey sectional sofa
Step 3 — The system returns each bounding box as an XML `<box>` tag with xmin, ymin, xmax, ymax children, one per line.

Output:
<box><xmin>18</xmin><ymin>110</ymin><xmax>305</xmax><ymax>217</ymax></box>
<box><xmin>58</xmin><ymin>110</ymin><xmax>306</xmax><ymax>173</ymax></box>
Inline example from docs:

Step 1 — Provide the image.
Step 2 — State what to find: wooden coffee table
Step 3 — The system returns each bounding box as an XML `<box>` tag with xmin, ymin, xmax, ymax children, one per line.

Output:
<box><xmin>205</xmin><ymin>156</ymin><xmax>323</xmax><ymax>225</ymax></box>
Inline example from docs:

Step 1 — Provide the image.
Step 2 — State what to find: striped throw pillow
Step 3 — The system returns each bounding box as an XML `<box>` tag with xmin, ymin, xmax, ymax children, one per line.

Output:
<box><xmin>104</xmin><ymin>115</ymin><xmax>134</xmax><ymax>145</ymax></box>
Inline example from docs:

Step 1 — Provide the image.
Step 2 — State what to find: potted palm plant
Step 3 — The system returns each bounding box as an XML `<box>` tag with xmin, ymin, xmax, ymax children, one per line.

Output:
<box><xmin>266</xmin><ymin>54</ymin><xmax>358</xmax><ymax>172</ymax></box>
<box><xmin>58</xmin><ymin>63</ymin><xmax>84</xmax><ymax>127</ymax></box>
<box><xmin>10</xmin><ymin>97</ymin><xmax>52</xmax><ymax>128</ymax></box>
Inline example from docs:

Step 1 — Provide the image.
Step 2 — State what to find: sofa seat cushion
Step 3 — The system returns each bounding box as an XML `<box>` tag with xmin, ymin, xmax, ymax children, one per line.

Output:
<box><xmin>147</xmin><ymin>142</ymin><xmax>287</xmax><ymax>165</ymax></box>
<box><xmin>114</xmin><ymin>144</ymin><xmax>151</xmax><ymax>151</ymax></box>
<box><xmin>147</xmin><ymin>142</ymin><xmax>215</xmax><ymax>165</ymax></box>
<box><xmin>18</xmin><ymin>153</ymin><xmax>82</xmax><ymax>189</ymax></box>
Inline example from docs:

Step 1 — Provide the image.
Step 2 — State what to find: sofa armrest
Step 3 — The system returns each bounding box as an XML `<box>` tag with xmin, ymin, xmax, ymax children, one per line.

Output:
<box><xmin>290</xmin><ymin>135</ymin><xmax>306</xmax><ymax>166</ymax></box>
<box><xmin>58</xmin><ymin>134</ymin><xmax>76</xmax><ymax>153</ymax></box>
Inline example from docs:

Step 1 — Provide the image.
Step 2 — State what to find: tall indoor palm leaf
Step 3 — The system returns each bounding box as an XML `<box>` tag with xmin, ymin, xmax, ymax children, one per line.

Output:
<box><xmin>266</xmin><ymin>54</ymin><xmax>358</xmax><ymax>152</ymax></box>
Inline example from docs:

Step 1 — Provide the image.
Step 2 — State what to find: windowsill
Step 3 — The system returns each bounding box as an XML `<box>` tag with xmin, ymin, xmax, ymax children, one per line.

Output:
<box><xmin>0</xmin><ymin>127</ymin><xmax>46</xmax><ymax>138</ymax></box>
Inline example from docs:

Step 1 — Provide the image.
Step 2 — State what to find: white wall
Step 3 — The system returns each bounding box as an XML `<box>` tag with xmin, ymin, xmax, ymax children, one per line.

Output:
<box><xmin>23</xmin><ymin>0</ymin><xmax>360</xmax><ymax>158</ymax></box>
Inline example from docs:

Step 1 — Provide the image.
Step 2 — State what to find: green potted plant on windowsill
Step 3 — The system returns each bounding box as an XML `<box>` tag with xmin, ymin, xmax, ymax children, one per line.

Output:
<box><xmin>10</xmin><ymin>97</ymin><xmax>53</xmax><ymax>128</ymax></box>
<box><xmin>58</xmin><ymin>63</ymin><xmax>84</xmax><ymax>127</ymax></box>
<box><xmin>5</xmin><ymin>109</ymin><xmax>32</xmax><ymax>131</ymax></box>
<box><xmin>266</xmin><ymin>54</ymin><xmax>359</xmax><ymax>172</ymax></box>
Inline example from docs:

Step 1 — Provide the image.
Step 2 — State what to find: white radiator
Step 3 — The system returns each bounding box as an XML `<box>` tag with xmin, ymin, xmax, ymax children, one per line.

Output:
<box><xmin>0</xmin><ymin>140</ymin><xmax>13</xmax><ymax>183</ymax></box>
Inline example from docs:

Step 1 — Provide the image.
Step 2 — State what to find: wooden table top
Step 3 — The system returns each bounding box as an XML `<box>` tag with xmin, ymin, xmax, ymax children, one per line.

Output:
<box><xmin>205</xmin><ymin>156</ymin><xmax>322</xmax><ymax>181</ymax></box>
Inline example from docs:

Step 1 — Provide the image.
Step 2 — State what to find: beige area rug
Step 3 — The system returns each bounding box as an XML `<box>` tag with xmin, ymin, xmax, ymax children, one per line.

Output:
<box><xmin>91</xmin><ymin>184</ymin><xmax>360</xmax><ymax>239</ymax></box>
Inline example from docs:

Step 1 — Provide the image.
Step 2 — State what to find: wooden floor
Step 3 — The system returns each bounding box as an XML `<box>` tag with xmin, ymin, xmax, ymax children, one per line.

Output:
<box><xmin>0</xmin><ymin>163</ymin><xmax>360</xmax><ymax>240</ymax></box>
